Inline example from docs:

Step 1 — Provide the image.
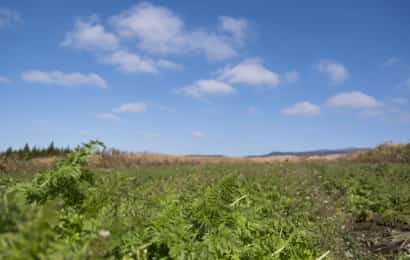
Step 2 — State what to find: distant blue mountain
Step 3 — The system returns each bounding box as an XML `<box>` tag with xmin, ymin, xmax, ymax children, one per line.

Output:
<box><xmin>247</xmin><ymin>148</ymin><xmax>368</xmax><ymax>158</ymax></box>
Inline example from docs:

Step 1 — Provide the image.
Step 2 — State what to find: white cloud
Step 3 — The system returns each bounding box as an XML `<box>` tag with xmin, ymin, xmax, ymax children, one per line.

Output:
<box><xmin>102</xmin><ymin>50</ymin><xmax>157</xmax><ymax>74</ymax></box>
<box><xmin>62</xmin><ymin>16</ymin><xmax>119</xmax><ymax>51</ymax></box>
<box><xmin>192</xmin><ymin>131</ymin><xmax>204</xmax><ymax>138</ymax></box>
<box><xmin>392</xmin><ymin>97</ymin><xmax>408</xmax><ymax>105</ymax></box>
<box><xmin>218</xmin><ymin>16</ymin><xmax>248</xmax><ymax>42</ymax></box>
<box><xmin>282</xmin><ymin>102</ymin><xmax>320</xmax><ymax>116</ymax></box>
<box><xmin>219</xmin><ymin>59</ymin><xmax>280</xmax><ymax>87</ymax></box>
<box><xmin>188</xmin><ymin>31</ymin><xmax>236</xmax><ymax>60</ymax></box>
<box><xmin>109</xmin><ymin>2</ymin><xmax>240</xmax><ymax>60</ymax></box>
<box><xmin>113</xmin><ymin>102</ymin><xmax>146</xmax><ymax>113</ymax></box>
<box><xmin>22</xmin><ymin>70</ymin><xmax>107</xmax><ymax>88</ymax></box>
<box><xmin>180</xmin><ymin>79</ymin><xmax>235</xmax><ymax>99</ymax></box>
<box><xmin>110</xmin><ymin>2</ymin><xmax>184</xmax><ymax>53</ymax></box>
<box><xmin>326</xmin><ymin>91</ymin><xmax>382</xmax><ymax>109</ymax></box>
<box><xmin>383</xmin><ymin>57</ymin><xmax>399</xmax><ymax>67</ymax></box>
<box><xmin>101</xmin><ymin>50</ymin><xmax>182</xmax><ymax>74</ymax></box>
<box><xmin>0</xmin><ymin>8</ymin><xmax>20</xmax><ymax>29</ymax></box>
<box><xmin>97</xmin><ymin>113</ymin><xmax>119</xmax><ymax>120</ymax></box>
<box><xmin>157</xmin><ymin>59</ymin><xmax>183</xmax><ymax>70</ymax></box>
<box><xmin>283</xmin><ymin>70</ymin><xmax>299</xmax><ymax>83</ymax></box>
<box><xmin>98</xmin><ymin>102</ymin><xmax>147</xmax><ymax>121</ymax></box>
<box><xmin>0</xmin><ymin>76</ymin><xmax>12</xmax><ymax>85</ymax></box>
<box><xmin>316</xmin><ymin>59</ymin><xmax>349</xmax><ymax>84</ymax></box>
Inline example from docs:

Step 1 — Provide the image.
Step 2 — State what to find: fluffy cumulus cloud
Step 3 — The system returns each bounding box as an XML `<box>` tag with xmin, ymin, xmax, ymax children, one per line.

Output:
<box><xmin>62</xmin><ymin>16</ymin><xmax>119</xmax><ymax>51</ymax></box>
<box><xmin>110</xmin><ymin>2</ymin><xmax>184</xmax><ymax>53</ymax></box>
<box><xmin>218</xmin><ymin>59</ymin><xmax>280</xmax><ymax>87</ymax></box>
<box><xmin>180</xmin><ymin>79</ymin><xmax>235</xmax><ymax>99</ymax></box>
<box><xmin>0</xmin><ymin>8</ymin><xmax>20</xmax><ymax>29</ymax></box>
<box><xmin>113</xmin><ymin>102</ymin><xmax>147</xmax><ymax>113</ymax></box>
<box><xmin>109</xmin><ymin>2</ymin><xmax>241</xmax><ymax>60</ymax></box>
<box><xmin>218</xmin><ymin>16</ymin><xmax>248</xmax><ymax>42</ymax></box>
<box><xmin>0</xmin><ymin>75</ymin><xmax>12</xmax><ymax>85</ymax></box>
<box><xmin>282</xmin><ymin>102</ymin><xmax>320</xmax><ymax>116</ymax></box>
<box><xmin>22</xmin><ymin>70</ymin><xmax>107</xmax><ymax>88</ymax></box>
<box><xmin>101</xmin><ymin>50</ymin><xmax>181</xmax><ymax>74</ymax></box>
<box><xmin>188</xmin><ymin>31</ymin><xmax>236</xmax><ymax>60</ymax></box>
<box><xmin>316</xmin><ymin>59</ymin><xmax>349</xmax><ymax>84</ymax></box>
<box><xmin>326</xmin><ymin>91</ymin><xmax>382</xmax><ymax>109</ymax></box>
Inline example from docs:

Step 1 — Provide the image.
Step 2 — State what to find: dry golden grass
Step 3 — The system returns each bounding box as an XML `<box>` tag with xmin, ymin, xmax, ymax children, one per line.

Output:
<box><xmin>90</xmin><ymin>151</ymin><xmax>349</xmax><ymax>169</ymax></box>
<box><xmin>0</xmin><ymin>155</ymin><xmax>62</xmax><ymax>175</ymax></box>
<box><xmin>347</xmin><ymin>142</ymin><xmax>410</xmax><ymax>163</ymax></box>
<box><xmin>0</xmin><ymin>150</ymin><xmax>354</xmax><ymax>174</ymax></box>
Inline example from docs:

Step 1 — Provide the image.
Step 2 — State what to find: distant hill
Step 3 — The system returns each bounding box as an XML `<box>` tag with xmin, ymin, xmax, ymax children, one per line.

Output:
<box><xmin>248</xmin><ymin>148</ymin><xmax>368</xmax><ymax>158</ymax></box>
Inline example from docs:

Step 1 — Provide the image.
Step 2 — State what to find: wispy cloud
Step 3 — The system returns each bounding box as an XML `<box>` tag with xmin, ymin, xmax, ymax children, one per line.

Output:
<box><xmin>179</xmin><ymin>79</ymin><xmax>235</xmax><ymax>99</ymax></box>
<box><xmin>97</xmin><ymin>102</ymin><xmax>147</xmax><ymax>121</ymax></box>
<box><xmin>96</xmin><ymin>113</ymin><xmax>119</xmax><ymax>121</ymax></box>
<box><xmin>392</xmin><ymin>97</ymin><xmax>408</xmax><ymax>105</ymax></box>
<box><xmin>101</xmin><ymin>50</ymin><xmax>158</xmax><ymax>74</ymax></box>
<box><xmin>218</xmin><ymin>16</ymin><xmax>248</xmax><ymax>43</ymax></box>
<box><xmin>218</xmin><ymin>59</ymin><xmax>280</xmax><ymax>87</ymax></box>
<box><xmin>282</xmin><ymin>101</ymin><xmax>320</xmax><ymax>116</ymax></box>
<box><xmin>316</xmin><ymin>59</ymin><xmax>349</xmax><ymax>84</ymax></box>
<box><xmin>283</xmin><ymin>70</ymin><xmax>299</xmax><ymax>83</ymax></box>
<box><xmin>101</xmin><ymin>50</ymin><xmax>181</xmax><ymax>74</ymax></box>
<box><xmin>157</xmin><ymin>59</ymin><xmax>183</xmax><ymax>71</ymax></box>
<box><xmin>22</xmin><ymin>70</ymin><xmax>107</xmax><ymax>88</ymax></box>
<box><xmin>326</xmin><ymin>91</ymin><xmax>382</xmax><ymax>109</ymax></box>
<box><xmin>383</xmin><ymin>56</ymin><xmax>399</xmax><ymax>67</ymax></box>
<box><xmin>0</xmin><ymin>8</ymin><xmax>20</xmax><ymax>29</ymax></box>
<box><xmin>402</xmin><ymin>79</ymin><xmax>410</xmax><ymax>89</ymax></box>
<box><xmin>0</xmin><ymin>75</ymin><xmax>12</xmax><ymax>85</ymax></box>
<box><xmin>192</xmin><ymin>131</ymin><xmax>205</xmax><ymax>138</ymax></box>
<box><xmin>113</xmin><ymin>102</ymin><xmax>147</xmax><ymax>113</ymax></box>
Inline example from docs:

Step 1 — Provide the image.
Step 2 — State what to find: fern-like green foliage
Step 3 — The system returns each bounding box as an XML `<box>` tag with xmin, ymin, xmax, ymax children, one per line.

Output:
<box><xmin>1</xmin><ymin>149</ymin><xmax>410</xmax><ymax>259</ymax></box>
<box><xmin>18</xmin><ymin>140</ymin><xmax>104</xmax><ymax>207</ymax></box>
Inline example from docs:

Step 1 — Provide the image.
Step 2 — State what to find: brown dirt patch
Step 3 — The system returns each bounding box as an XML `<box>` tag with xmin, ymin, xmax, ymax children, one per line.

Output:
<box><xmin>351</xmin><ymin>220</ymin><xmax>410</xmax><ymax>258</ymax></box>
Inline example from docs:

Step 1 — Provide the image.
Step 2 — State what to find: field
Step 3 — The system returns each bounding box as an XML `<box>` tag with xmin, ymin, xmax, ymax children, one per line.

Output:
<box><xmin>1</xmin><ymin>142</ymin><xmax>410</xmax><ymax>259</ymax></box>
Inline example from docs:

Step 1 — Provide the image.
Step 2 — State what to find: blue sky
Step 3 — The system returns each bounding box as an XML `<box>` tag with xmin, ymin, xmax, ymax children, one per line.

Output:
<box><xmin>1</xmin><ymin>0</ymin><xmax>410</xmax><ymax>156</ymax></box>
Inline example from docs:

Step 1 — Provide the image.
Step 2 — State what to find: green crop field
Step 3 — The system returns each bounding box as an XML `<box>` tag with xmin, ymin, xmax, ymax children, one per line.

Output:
<box><xmin>1</xmin><ymin>142</ymin><xmax>409</xmax><ymax>259</ymax></box>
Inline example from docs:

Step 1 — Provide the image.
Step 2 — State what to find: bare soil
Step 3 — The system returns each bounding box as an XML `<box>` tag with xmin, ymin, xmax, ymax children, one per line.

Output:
<box><xmin>351</xmin><ymin>218</ymin><xmax>410</xmax><ymax>258</ymax></box>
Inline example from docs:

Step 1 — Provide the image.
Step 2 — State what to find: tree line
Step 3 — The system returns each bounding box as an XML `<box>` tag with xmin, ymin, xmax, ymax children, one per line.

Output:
<box><xmin>1</xmin><ymin>142</ymin><xmax>72</xmax><ymax>160</ymax></box>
